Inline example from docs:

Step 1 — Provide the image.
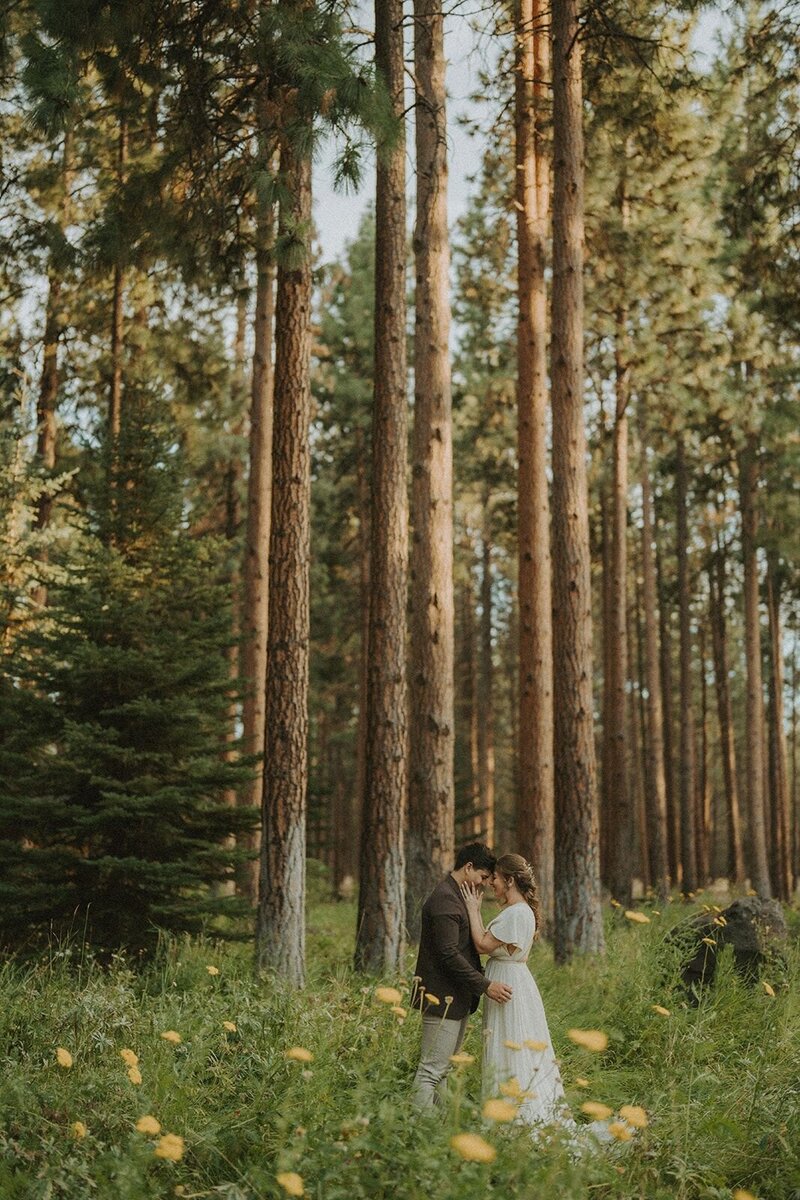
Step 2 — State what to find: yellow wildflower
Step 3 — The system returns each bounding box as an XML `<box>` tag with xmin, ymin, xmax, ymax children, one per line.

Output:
<box><xmin>424</xmin><ymin>993</ymin><xmax>440</xmax><ymax>1006</ymax></box>
<box><xmin>624</xmin><ymin>910</ymin><xmax>650</xmax><ymax>924</ymax></box>
<box><xmin>567</xmin><ymin>1028</ymin><xmax>608</xmax><ymax>1053</ymax></box>
<box><xmin>450</xmin><ymin>1133</ymin><xmax>496</xmax><ymax>1164</ymax></box>
<box><xmin>127</xmin><ymin>1066</ymin><xmax>143</xmax><ymax>1085</ymax></box>
<box><xmin>160</xmin><ymin>1030</ymin><xmax>182</xmax><ymax>1045</ymax></box>
<box><xmin>56</xmin><ymin>1047</ymin><xmax>73</xmax><ymax>1069</ymax></box>
<box><xmin>482</xmin><ymin>1098</ymin><xmax>518</xmax><ymax>1123</ymax></box>
<box><xmin>713</xmin><ymin>916</ymin><xmax>727</xmax><ymax>927</ymax></box>
<box><xmin>608</xmin><ymin>1121</ymin><xmax>634</xmax><ymax>1141</ymax></box>
<box><xmin>523</xmin><ymin>1039</ymin><xmax>548</xmax><ymax>1051</ymax></box>
<box><xmin>503</xmin><ymin>1040</ymin><xmax>522</xmax><ymax>1050</ymax></box>
<box><xmin>276</xmin><ymin>1172</ymin><xmax>305</xmax><ymax>1197</ymax></box>
<box><xmin>762</xmin><ymin>981</ymin><xmax>775</xmax><ymax>997</ymax></box>
<box><xmin>136</xmin><ymin>1115</ymin><xmax>162</xmax><ymax>1135</ymax></box>
<box><xmin>609</xmin><ymin>898</ymin><xmax>622</xmax><ymax>908</ymax></box>
<box><xmin>499</xmin><ymin>1076</ymin><xmax>522</xmax><ymax>1098</ymax></box>
<box><xmin>374</xmin><ymin>986</ymin><xmax>403</xmax><ymax>1005</ymax></box>
<box><xmin>449</xmin><ymin>1052</ymin><xmax>475</xmax><ymax>1066</ymax></box>
<box><xmin>652</xmin><ymin>1004</ymin><xmax>671</xmax><ymax>1017</ymax></box>
<box><xmin>285</xmin><ymin>1047</ymin><xmax>313</xmax><ymax>1063</ymax></box>
<box><xmin>154</xmin><ymin>1133</ymin><xmax>185</xmax><ymax>1162</ymax></box>
<box><xmin>120</xmin><ymin>1048</ymin><xmax>139</xmax><ymax>1067</ymax></box>
<box><xmin>206</xmin><ymin>965</ymin><xmax>219</xmax><ymax>976</ymax></box>
<box><xmin>701</xmin><ymin>937</ymin><xmax>716</xmax><ymax>947</ymax></box>
<box><xmin>223</xmin><ymin>1021</ymin><xmax>237</xmax><ymax>1033</ymax></box>
<box><xmin>574</xmin><ymin>1077</ymin><xmax>590</xmax><ymax>1088</ymax></box>
<box><xmin>619</xmin><ymin>1104</ymin><xmax>648</xmax><ymax>1128</ymax></box>
<box><xmin>391</xmin><ymin>1005</ymin><xmax>407</xmax><ymax>1018</ymax></box>
<box><xmin>71</xmin><ymin>1121</ymin><xmax>87</xmax><ymax>1139</ymax></box>
<box><xmin>581</xmin><ymin>1101</ymin><xmax>613</xmax><ymax>1120</ymax></box>
<box><xmin>732</xmin><ymin>1191</ymin><xmax>758</xmax><ymax>1200</ymax></box>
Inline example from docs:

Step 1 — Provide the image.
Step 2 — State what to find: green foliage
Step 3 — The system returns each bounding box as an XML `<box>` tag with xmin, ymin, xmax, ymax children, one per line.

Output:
<box><xmin>0</xmin><ymin>900</ymin><xmax>797</xmax><ymax>1199</ymax></box>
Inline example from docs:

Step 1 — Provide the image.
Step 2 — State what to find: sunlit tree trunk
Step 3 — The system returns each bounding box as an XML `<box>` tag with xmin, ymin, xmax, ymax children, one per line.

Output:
<box><xmin>709</xmin><ymin>541</ymin><xmax>745</xmax><ymax>883</ymax></box>
<box><xmin>354</xmin><ymin>0</ymin><xmax>408</xmax><ymax>973</ymax></box>
<box><xmin>675</xmin><ymin>433</ymin><xmax>698</xmax><ymax>894</ymax></box>
<box><xmin>551</xmin><ymin>0</ymin><xmax>604</xmax><ymax>961</ymax></box>
<box><xmin>407</xmin><ymin>0</ymin><xmax>454</xmax><ymax>936</ymax></box>
<box><xmin>478</xmin><ymin>511</ymin><xmax>496</xmax><ymax>846</ymax></box>
<box><xmin>766</xmin><ymin>553</ymin><xmax>792</xmax><ymax>900</ymax></box>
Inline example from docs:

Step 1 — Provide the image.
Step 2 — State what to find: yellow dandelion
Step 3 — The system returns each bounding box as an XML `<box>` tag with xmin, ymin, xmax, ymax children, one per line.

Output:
<box><xmin>390</xmin><ymin>1005</ymin><xmax>407</xmax><ymax>1018</ymax></box>
<box><xmin>375</xmin><ymin>986</ymin><xmax>403</xmax><ymax>1005</ymax></box>
<box><xmin>449</xmin><ymin>1052</ymin><xmax>475</xmax><ymax>1066</ymax></box>
<box><xmin>223</xmin><ymin>1021</ymin><xmax>237</xmax><ymax>1032</ymax></box>
<box><xmin>285</xmin><ymin>1046</ymin><xmax>314</xmax><ymax>1063</ymax></box>
<box><xmin>608</xmin><ymin>1121</ymin><xmax>634</xmax><ymax>1142</ymax></box>
<box><xmin>135</xmin><ymin>1115</ymin><xmax>162</xmax><ymax>1135</ymax></box>
<box><xmin>624</xmin><ymin>910</ymin><xmax>650</xmax><ymax>924</ymax></box>
<box><xmin>450</xmin><ymin>1133</ymin><xmax>497</xmax><ymax>1164</ymax></box>
<box><xmin>120</xmin><ymin>1048</ymin><xmax>139</xmax><ymax>1067</ymax></box>
<box><xmin>154</xmin><ymin>1133</ymin><xmax>185</xmax><ymax>1162</ymax></box>
<box><xmin>701</xmin><ymin>937</ymin><xmax>716</xmax><ymax>947</ymax></box>
<box><xmin>610</xmin><ymin>898</ymin><xmax>622</xmax><ymax>908</ymax></box>
<box><xmin>483</xmin><ymin>1098</ymin><xmax>518</xmax><ymax>1123</ymax></box>
<box><xmin>762</xmin><ymin>981</ymin><xmax>775</xmax><ymax>997</ymax></box>
<box><xmin>503</xmin><ymin>1040</ymin><xmax>522</xmax><ymax>1050</ymax></box>
<box><xmin>56</xmin><ymin>1047</ymin><xmax>73</xmax><ymax>1069</ymax></box>
<box><xmin>581</xmin><ymin>1101</ymin><xmax>613</xmax><ymax>1120</ymax></box>
<box><xmin>499</xmin><ymin>1076</ymin><xmax>522</xmax><ymax>1098</ymax></box>
<box><xmin>127</xmin><ymin>1066</ymin><xmax>143</xmax><ymax>1085</ymax></box>
<box><xmin>276</xmin><ymin>1172</ymin><xmax>305</xmax><ymax>1197</ymax></box>
<box><xmin>732</xmin><ymin>1191</ymin><xmax>758</xmax><ymax>1200</ymax></box>
<box><xmin>71</xmin><ymin>1121</ymin><xmax>87</xmax><ymax>1139</ymax></box>
<box><xmin>567</xmin><ymin>1028</ymin><xmax>608</xmax><ymax>1053</ymax></box>
<box><xmin>618</xmin><ymin>1104</ymin><xmax>648</xmax><ymax>1128</ymax></box>
<box><xmin>206</xmin><ymin>965</ymin><xmax>219</xmax><ymax>976</ymax></box>
<box><xmin>523</xmin><ymin>1039</ymin><xmax>548</xmax><ymax>1051</ymax></box>
<box><xmin>160</xmin><ymin>1030</ymin><xmax>182</xmax><ymax>1045</ymax></box>
<box><xmin>424</xmin><ymin>993</ymin><xmax>440</xmax><ymax>1006</ymax></box>
<box><xmin>574</xmin><ymin>1077</ymin><xmax>590</xmax><ymax>1088</ymax></box>
<box><xmin>652</xmin><ymin>1004</ymin><xmax>671</xmax><ymax>1017</ymax></box>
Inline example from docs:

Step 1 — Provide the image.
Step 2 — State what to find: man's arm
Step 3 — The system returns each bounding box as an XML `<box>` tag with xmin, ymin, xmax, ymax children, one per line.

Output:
<box><xmin>431</xmin><ymin>912</ymin><xmax>512</xmax><ymax>1004</ymax></box>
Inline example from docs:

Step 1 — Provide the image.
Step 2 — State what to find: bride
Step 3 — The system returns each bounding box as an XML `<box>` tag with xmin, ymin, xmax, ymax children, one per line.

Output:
<box><xmin>461</xmin><ymin>853</ymin><xmax>572</xmax><ymax>1128</ymax></box>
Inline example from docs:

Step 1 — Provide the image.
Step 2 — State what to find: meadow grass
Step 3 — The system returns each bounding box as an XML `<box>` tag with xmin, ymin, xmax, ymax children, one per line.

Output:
<box><xmin>0</xmin><ymin>895</ymin><xmax>798</xmax><ymax>1200</ymax></box>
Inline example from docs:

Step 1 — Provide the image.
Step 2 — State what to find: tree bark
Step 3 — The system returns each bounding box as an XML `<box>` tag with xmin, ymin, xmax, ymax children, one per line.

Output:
<box><xmin>407</xmin><ymin>0</ymin><xmax>454</xmax><ymax>937</ymax></box>
<box><xmin>766</xmin><ymin>553</ymin><xmax>792</xmax><ymax>900</ymax></box>
<box><xmin>255</xmin><ymin>139</ymin><xmax>312</xmax><ymax>987</ymax></box>
<box><xmin>675</xmin><ymin>434</ymin><xmax>698</xmax><ymax>894</ymax></box>
<box><xmin>696</xmin><ymin>621</ymin><xmax>711</xmax><ymax>885</ymax></box>
<box><xmin>515</xmin><ymin>0</ymin><xmax>554</xmax><ymax>927</ymax></box>
<box><xmin>354</xmin><ymin>0</ymin><xmax>408</xmax><ymax>973</ymax></box>
<box><xmin>708</xmin><ymin>541</ymin><xmax>746</xmax><ymax>884</ymax></box>
<box><xmin>738</xmin><ymin>433</ymin><xmax>772</xmax><ymax>897</ymax></box>
<box><xmin>550</xmin><ymin>0</ymin><xmax>604</xmax><ymax>961</ymax></box>
<box><xmin>108</xmin><ymin>115</ymin><xmax>128</xmax><ymax>454</ymax></box>
<box><xmin>239</xmin><ymin>172</ymin><xmax>276</xmax><ymax>903</ymax></box>
<box><xmin>639</xmin><ymin>415</ymin><xmax>670</xmax><ymax>898</ymax></box>
<box><xmin>478</xmin><ymin>512</ymin><xmax>496</xmax><ymax>847</ymax></box>
<box><xmin>655</xmin><ymin>518</ymin><xmax>680</xmax><ymax>885</ymax></box>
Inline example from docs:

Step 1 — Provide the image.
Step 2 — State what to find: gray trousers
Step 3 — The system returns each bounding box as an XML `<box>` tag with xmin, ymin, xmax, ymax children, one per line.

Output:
<box><xmin>411</xmin><ymin>1013</ymin><xmax>470</xmax><ymax>1108</ymax></box>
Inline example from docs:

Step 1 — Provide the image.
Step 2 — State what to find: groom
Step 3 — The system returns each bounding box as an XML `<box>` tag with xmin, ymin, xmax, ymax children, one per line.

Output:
<box><xmin>410</xmin><ymin>842</ymin><xmax>513</xmax><ymax>1107</ymax></box>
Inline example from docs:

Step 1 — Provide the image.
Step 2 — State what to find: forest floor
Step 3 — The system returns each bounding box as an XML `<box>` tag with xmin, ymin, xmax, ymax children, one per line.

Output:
<box><xmin>1</xmin><ymin>894</ymin><xmax>798</xmax><ymax>1200</ymax></box>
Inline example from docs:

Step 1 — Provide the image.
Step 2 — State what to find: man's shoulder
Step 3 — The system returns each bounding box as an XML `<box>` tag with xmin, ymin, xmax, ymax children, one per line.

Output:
<box><xmin>425</xmin><ymin>876</ymin><xmax>463</xmax><ymax>914</ymax></box>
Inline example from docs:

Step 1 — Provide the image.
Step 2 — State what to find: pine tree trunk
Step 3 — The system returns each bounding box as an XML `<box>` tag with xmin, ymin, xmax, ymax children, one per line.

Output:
<box><xmin>515</xmin><ymin>0</ymin><xmax>554</xmax><ymax>926</ymax></box>
<box><xmin>639</xmin><ymin>416</ymin><xmax>670</xmax><ymax>898</ymax></box>
<box><xmin>675</xmin><ymin>434</ymin><xmax>698</xmax><ymax>894</ymax></box>
<box><xmin>738</xmin><ymin>434</ymin><xmax>772</xmax><ymax>897</ymax></box>
<box><xmin>239</xmin><ymin>178</ymin><xmax>276</xmax><ymax>903</ymax></box>
<box><xmin>348</xmin><ymin>431</ymin><xmax>370</xmax><ymax>894</ymax></box>
<box><xmin>255</xmin><ymin>139</ymin><xmax>312</xmax><ymax>987</ymax></box>
<box><xmin>478</xmin><ymin>513</ymin><xmax>496</xmax><ymax>846</ymax></box>
<box><xmin>354</xmin><ymin>0</ymin><xmax>408</xmax><ymax>973</ymax></box>
<box><xmin>108</xmin><ymin>116</ymin><xmax>128</xmax><ymax>454</ymax></box>
<box><xmin>655</xmin><ymin>522</ymin><xmax>680</xmax><ymax>885</ymax></box>
<box><xmin>629</xmin><ymin>575</ymin><xmax>649</xmax><ymax>892</ymax></box>
<box><xmin>696</xmin><ymin>621</ymin><xmax>711</xmax><ymax>885</ymax></box>
<box><xmin>604</xmin><ymin>303</ymin><xmax>631</xmax><ymax>903</ymax></box>
<box><xmin>550</xmin><ymin>0</ymin><xmax>604</xmax><ymax>962</ymax></box>
<box><xmin>456</xmin><ymin>572</ymin><xmax>479</xmax><ymax>837</ymax></box>
<box><xmin>709</xmin><ymin>543</ymin><xmax>745</xmax><ymax>883</ymax></box>
<box><xmin>407</xmin><ymin>0</ymin><xmax>454</xmax><ymax>937</ymax></box>
<box><xmin>766</xmin><ymin>554</ymin><xmax>792</xmax><ymax>900</ymax></box>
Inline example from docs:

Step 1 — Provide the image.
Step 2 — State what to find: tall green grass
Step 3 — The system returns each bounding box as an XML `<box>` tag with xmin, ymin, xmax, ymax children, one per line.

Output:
<box><xmin>1</xmin><ymin>898</ymin><xmax>797</xmax><ymax>1200</ymax></box>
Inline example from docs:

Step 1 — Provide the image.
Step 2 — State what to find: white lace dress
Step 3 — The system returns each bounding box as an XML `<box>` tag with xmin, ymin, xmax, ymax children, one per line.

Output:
<box><xmin>482</xmin><ymin>902</ymin><xmax>571</xmax><ymax>1127</ymax></box>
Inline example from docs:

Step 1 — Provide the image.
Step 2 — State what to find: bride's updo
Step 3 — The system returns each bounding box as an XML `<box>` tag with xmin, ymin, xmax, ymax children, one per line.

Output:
<box><xmin>495</xmin><ymin>853</ymin><xmax>541</xmax><ymax>939</ymax></box>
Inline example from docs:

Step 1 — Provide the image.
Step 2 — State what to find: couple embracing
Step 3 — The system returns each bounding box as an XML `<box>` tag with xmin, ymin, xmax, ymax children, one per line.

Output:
<box><xmin>410</xmin><ymin>842</ymin><xmax>570</xmax><ymax>1130</ymax></box>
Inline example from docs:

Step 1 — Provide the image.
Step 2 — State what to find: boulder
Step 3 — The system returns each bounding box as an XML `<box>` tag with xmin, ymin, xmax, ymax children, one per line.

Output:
<box><xmin>666</xmin><ymin>896</ymin><xmax>788</xmax><ymax>1001</ymax></box>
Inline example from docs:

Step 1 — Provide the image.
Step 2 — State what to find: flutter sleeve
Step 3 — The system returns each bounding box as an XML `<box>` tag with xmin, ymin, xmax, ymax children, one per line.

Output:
<box><xmin>487</xmin><ymin>904</ymin><xmax>533</xmax><ymax>953</ymax></box>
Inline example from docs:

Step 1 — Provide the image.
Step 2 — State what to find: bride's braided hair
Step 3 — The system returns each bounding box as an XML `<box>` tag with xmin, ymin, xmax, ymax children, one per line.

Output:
<box><xmin>495</xmin><ymin>853</ymin><xmax>541</xmax><ymax>940</ymax></box>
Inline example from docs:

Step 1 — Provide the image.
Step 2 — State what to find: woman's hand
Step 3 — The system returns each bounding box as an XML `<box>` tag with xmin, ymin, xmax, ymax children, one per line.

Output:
<box><xmin>460</xmin><ymin>882</ymin><xmax>483</xmax><ymax>915</ymax></box>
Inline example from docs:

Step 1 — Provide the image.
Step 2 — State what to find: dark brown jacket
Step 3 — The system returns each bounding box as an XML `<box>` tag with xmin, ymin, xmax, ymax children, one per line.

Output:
<box><xmin>410</xmin><ymin>875</ymin><xmax>489</xmax><ymax>1020</ymax></box>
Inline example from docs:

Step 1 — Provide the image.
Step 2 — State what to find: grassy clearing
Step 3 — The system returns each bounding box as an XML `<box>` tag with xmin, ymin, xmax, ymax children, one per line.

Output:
<box><xmin>1</xmin><ymin>897</ymin><xmax>798</xmax><ymax>1200</ymax></box>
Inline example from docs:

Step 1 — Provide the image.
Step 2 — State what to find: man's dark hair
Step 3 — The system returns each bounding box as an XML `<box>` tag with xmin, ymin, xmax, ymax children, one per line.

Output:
<box><xmin>454</xmin><ymin>842</ymin><xmax>496</xmax><ymax>872</ymax></box>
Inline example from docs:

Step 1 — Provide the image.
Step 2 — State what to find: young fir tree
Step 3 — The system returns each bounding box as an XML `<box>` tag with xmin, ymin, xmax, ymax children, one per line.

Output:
<box><xmin>0</xmin><ymin>395</ymin><xmax>255</xmax><ymax>954</ymax></box>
